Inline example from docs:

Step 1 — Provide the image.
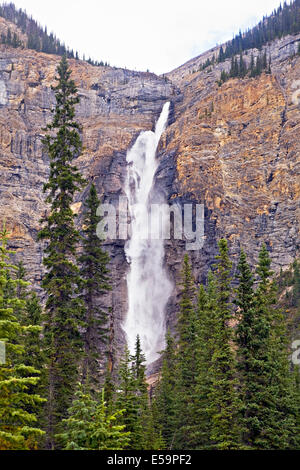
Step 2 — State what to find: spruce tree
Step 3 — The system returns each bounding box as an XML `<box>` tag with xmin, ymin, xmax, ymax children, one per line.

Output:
<box><xmin>236</xmin><ymin>245</ymin><xmax>299</xmax><ymax>449</ymax></box>
<box><xmin>153</xmin><ymin>330</ymin><xmax>177</xmax><ymax>449</ymax></box>
<box><xmin>57</xmin><ymin>383</ymin><xmax>97</xmax><ymax>450</ymax></box>
<box><xmin>173</xmin><ymin>255</ymin><xmax>198</xmax><ymax>449</ymax></box>
<box><xmin>0</xmin><ymin>224</ymin><xmax>45</xmax><ymax>450</ymax></box>
<box><xmin>235</xmin><ymin>249</ymin><xmax>258</xmax><ymax>447</ymax></box>
<box><xmin>58</xmin><ymin>384</ymin><xmax>130</xmax><ymax>450</ymax></box>
<box><xmin>252</xmin><ymin>244</ymin><xmax>298</xmax><ymax>449</ymax></box>
<box><xmin>38</xmin><ymin>55</ymin><xmax>86</xmax><ymax>448</ymax></box>
<box><xmin>115</xmin><ymin>346</ymin><xmax>138</xmax><ymax>447</ymax></box>
<box><xmin>79</xmin><ymin>183</ymin><xmax>111</xmax><ymax>385</ymax></box>
<box><xmin>208</xmin><ymin>239</ymin><xmax>241</xmax><ymax>449</ymax></box>
<box><xmin>194</xmin><ymin>272</ymin><xmax>218</xmax><ymax>449</ymax></box>
<box><xmin>89</xmin><ymin>389</ymin><xmax>130</xmax><ymax>450</ymax></box>
<box><xmin>115</xmin><ymin>340</ymin><xmax>151</xmax><ymax>450</ymax></box>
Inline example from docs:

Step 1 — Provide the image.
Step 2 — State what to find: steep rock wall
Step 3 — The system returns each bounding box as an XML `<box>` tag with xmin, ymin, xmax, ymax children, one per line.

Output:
<box><xmin>0</xmin><ymin>31</ymin><xmax>299</xmax><ymax>365</ymax></box>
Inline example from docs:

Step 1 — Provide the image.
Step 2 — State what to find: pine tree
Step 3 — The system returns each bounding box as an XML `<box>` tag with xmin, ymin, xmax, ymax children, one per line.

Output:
<box><xmin>38</xmin><ymin>56</ymin><xmax>86</xmax><ymax>448</ymax></box>
<box><xmin>57</xmin><ymin>383</ymin><xmax>97</xmax><ymax>450</ymax></box>
<box><xmin>194</xmin><ymin>272</ymin><xmax>218</xmax><ymax>449</ymax></box>
<box><xmin>234</xmin><ymin>249</ymin><xmax>257</xmax><ymax>447</ymax></box>
<box><xmin>208</xmin><ymin>239</ymin><xmax>241</xmax><ymax>449</ymax></box>
<box><xmin>57</xmin><ymin>384</ymin><xmax>130</xmax><ymax>450</ymax></box>
<box><xmin>115</xmin><ymin>346</ymin><xmax>138</xmax><ymax>447</ymax></box>
<box><xmin>0</xmin><ymin>224</ymin><xmax>45</xmax><ymax>450</ymax></box>
<box><xmin>129</xmin><ymin>337</ymin><xmax>148</xmax><ymax>449</ymax></box>
<box><xmin>89</xmin><ymin>389</ymin><xmax>130</xmax><ymax>450</ymax></box>
<box><xmin>130</xmin><ymin>336</ymin><xmax>161</xmax><ymax>450</ymax></box>
<box><xmin>252</xmin><ymin>244</ymin><xmax>299</xmax><ymax>449</ymax></box>
<box><xmin>152</xmin><ymin>330</ymin><xmax>177</xmax><ymax>449</ymax></box>
<box><xmin>3</xmin><ymin>259</ymin><xmax>46</xmax><ymax>444</ymax></box>
<box><xmin>115</xmin><ymin>340</ymin><xmax>151</xmax><ymax>450</ymax></box>
<box><xmin>236</xmin><ymin>245</ymin><xmax>299</xmax><ymax>449</ymax></box>
<box><xmin>79</xmin><ymin>183</ymin><xmax>111</xmax><ymax>385</ymax></box>
<box><xmin>173</xmin><ymin>255</ymin><xmax>198</xmax><ymax>449</ymax></box>
<box><xmin>218</xmin><ymin>46</ymin><xmax>225</xmax><ymax>63</ymax></box>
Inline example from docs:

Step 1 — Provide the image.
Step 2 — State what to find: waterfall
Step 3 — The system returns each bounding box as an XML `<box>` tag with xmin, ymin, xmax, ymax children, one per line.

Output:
<box><xmin>123</xmin><ymin>102</ymin><xmax>173</xmax><ymax>364</ymax></box>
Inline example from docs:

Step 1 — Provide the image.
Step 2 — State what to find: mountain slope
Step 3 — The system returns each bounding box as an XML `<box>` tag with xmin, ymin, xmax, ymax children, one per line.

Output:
<box><xmin>0</xmin><ymin>4</ymin><xmax>299</xmax><ymax>358</ymax></box>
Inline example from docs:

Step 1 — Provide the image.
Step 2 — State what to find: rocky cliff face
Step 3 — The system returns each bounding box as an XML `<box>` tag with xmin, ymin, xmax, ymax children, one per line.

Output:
<box><xmin>161</xmin><ymin>34</ymin><xmax>300</xmax><ymax>312</ymax></box>
<box><xmin>0</xmin><ymin>39</ymin><xmax>177</xmax><ymax>360</ymax></box>
<box><xmin>0</xmin><ymin>19</ymin><xmax>299</xmax><ymax>365</ymax></box>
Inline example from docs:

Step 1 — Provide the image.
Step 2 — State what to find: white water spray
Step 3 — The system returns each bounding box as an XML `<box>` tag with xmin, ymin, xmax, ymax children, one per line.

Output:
<box><xmin>123</xmin><ymin>103</ymin><xmax>173</xmax><ymax>364</ymax></box>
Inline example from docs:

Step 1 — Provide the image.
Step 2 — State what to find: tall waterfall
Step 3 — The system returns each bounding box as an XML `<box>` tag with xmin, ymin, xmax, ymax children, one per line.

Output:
<box><xmin>123</xmin><ymin>102</ymin><xmax>173</xmax><ymax>364</ymax></box>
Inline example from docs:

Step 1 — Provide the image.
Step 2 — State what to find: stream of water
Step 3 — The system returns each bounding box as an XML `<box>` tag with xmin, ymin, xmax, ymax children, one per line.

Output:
<box><xmin>123</xmin><ymin>103</ymin><xmax>172</xmax><ymax>364</ymax></box>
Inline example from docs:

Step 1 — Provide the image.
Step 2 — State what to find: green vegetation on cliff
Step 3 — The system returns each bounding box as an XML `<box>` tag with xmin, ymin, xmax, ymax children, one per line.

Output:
<box><xmin>0</xmin><ymin>2</ymin><xmax>108</xmax><ymax>66</ymax></box>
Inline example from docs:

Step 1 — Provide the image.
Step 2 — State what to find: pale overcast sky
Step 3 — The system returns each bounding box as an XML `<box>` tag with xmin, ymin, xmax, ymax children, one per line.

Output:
<box><xmin>11</xmin><ymin>0</ymin><xmax>286</xmax><ymax>74</ymax></box>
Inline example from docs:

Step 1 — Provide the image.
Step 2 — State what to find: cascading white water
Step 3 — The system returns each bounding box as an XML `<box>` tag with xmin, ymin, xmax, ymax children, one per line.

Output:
<box><xmin>123</xmin><ymin>102</ymin><xmax>173</xmax><ymax>364</ymax></box>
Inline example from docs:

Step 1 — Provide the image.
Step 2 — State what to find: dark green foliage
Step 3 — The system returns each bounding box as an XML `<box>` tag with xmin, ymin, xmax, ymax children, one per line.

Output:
<box><xmin>0</xmin><ymin>3</ymin><xmax>107</xmax><ymax>66</ymax></box>
<box><xmin>235</xmin><ymin>246</ymin><xmax>299</xmax><ymax>449</ymax></box>
<box><xmin>176</xmin><ymin>255</ymin><xmax>196</xmax><ymax>348</ymax></box>
<box><xmin>193</xmin><ymin>273</ymin><xmax>217</xmax><ymax>449</ymax></box>
<box><xmin>216</xmin><ymin>1</ymin><xmax>299</xmax><ymax>85</ymax></box>
<box><xmin>219</xmin><ymin>50</ymin><xmax>271</xmax><ymax>84</ymax></box>
<box><xmin>218</xmin><ymin>46</ymin><xmax>225</xmax><ymax>63</ymax></box>
<box><xmin>115</xmin><ymin>346</ymin><xmax>139</xmax><ymax>447</ymax></box>
<box><xmin>218</xmin><ymin>0</ymin><xmax>300</xmax><ymax>61</ymax></box>
<box><xmin>38</xmin><ymin>56</ymin><xmax>86</xmax><ymax>448</ymax></box>
<box><xmin>199</xmin><ymin>55</ymin><xmax>215</xmax><ymax>71</ymax></box>
<box><xmin>0</xmin><ymin>2</ymin><xmax>75</xmax><ymax>57</ymax></box>
<box><xmin>207</xmin><ymin>240</ymin><xmax>241</xmax><ymax>449</ymax></box>
<box><xmin>173</xmin><ymin>255</ymin><xmax>199</xmax><ymax>449</ymax></box>
<box><xmin>153</xmin><ymin>242</ymin><xmax>300</xmax><ymax>450</ymax></box>
<box><xmin>0</xmin><ymin>26</ymin><xmax>23</xmax><ymax>48</ymax></box>
<box><xmin>152</xmin><ymin>330</ymin><xmax>177</xmax><ymax>449</ymax></box>
<box><xmin>79</xmin><ymin>184</ymin><xmax>111</xmax><ymax>386</ymax></box>
<box><xmin>0</xmin><ymin>224</ymin><xmax>45</xmax><ymax>450</ymax></box>
<box><xmin>114</xmin><ymin>338</ymin><xmax>160</xmax><ymax>450</ymax></box>
<box><xmin>57</xmin><ymin>384</ymin><xmax>130</xmax><ymax>450</ymax></box>
<box><xmin>115</xmin><ymin>340</ymin><xmax>148</xmax><ymax>450</ymax></box>
<box><xmin>14</xmin><ymin>263</ymin><xmax>47</xmax><ymax>442</ymax></box>
<box><xmin>291</xmin><ymin>261</ymin><xmax>300</xmax><ymax>308</ymax></box>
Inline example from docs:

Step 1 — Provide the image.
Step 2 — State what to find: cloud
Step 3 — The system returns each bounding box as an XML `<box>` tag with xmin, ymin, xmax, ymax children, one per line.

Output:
<box><xmin>12</xmin><ymin>0</ymin><xmax>284</xmax><ymax>74</ymax></box>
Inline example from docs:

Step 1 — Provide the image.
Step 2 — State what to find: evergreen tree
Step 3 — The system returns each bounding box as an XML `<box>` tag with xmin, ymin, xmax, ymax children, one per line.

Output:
<box><xmin>79</xmin><ymin>183</ymin><xmax>111</xmax><ymax>385</ymax></box>
<box><xmin>208</xmin><ymin>239</ymin><xmax>241</xmax><ymax>449</ymax></box>
<box><xmin>130</xmin><ymin>337</ymin><xmax>148</xmax><ymax>449</ymax></box>
<box><xmin>130</xmin><ymin>336</ymin><xmax>161</xmax><ymax>450</ymax></box>
<box><xmin>236</xmin><ymin>245</ymin><xmax>299</xmax><ymax>449</ymax></box>
<box><xmin>234</xmin><ymin>249</ymin><xmax>257</xmax><ymax>447</ymax></box>
<box><xmin>57</xmin><ymin>384</ymin><xmax>130</xmax><ymax>450</ymax></box>
<box><xmin>292</xmin><ymin>261</ymin><xmax>300</xmax><ymax>308</ymax></box>
<box><xmin>0</xmin><ymin>224</ymin><xmax>45</xmax><ymax>450</ymax></box>
<box><xmin>153</xmin><ymin>330</ymin><xmax>177</xmax><ymax>449</ymax></box>
<box><xmin>253</xmin><ymin>244</ymin><xmax>299</xmax><ymax>449</ymax></box>
<box><xmin>194</xmin><ymin>272</ymin><xmax>217</xmax><ymax>449</ymax></box>
<box><xmin>57</xmin><ymin>383</ymin><xmax>97</xmax><ymax>450</ymax></box>
<box><xmin>115</xmin><ymin>346</ymin><xmax>138</xmax><ymax>447</ymax></box>
<box><xmin>38</xmin><ymin>56</ymin><xmax>86</xmax><ymax>448</ymax></box>
<box><xmin>218</xmin><ymin>46</ymin><xmax>225</xmax><ymax>63</ymax></box>
<box><xmin>89</xmin><ymin>389</ymin><xmax>130</xmax><ymax>450</ymax></box>
<box><xmin>115</xmin><ymin>340</ymin><xmax>151</xmax><ymax>450</ymax></box>
<box><xmin>173</xmin><ymin>255</ymin><xmax>198</xmax><ymax>449</ymax></box>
